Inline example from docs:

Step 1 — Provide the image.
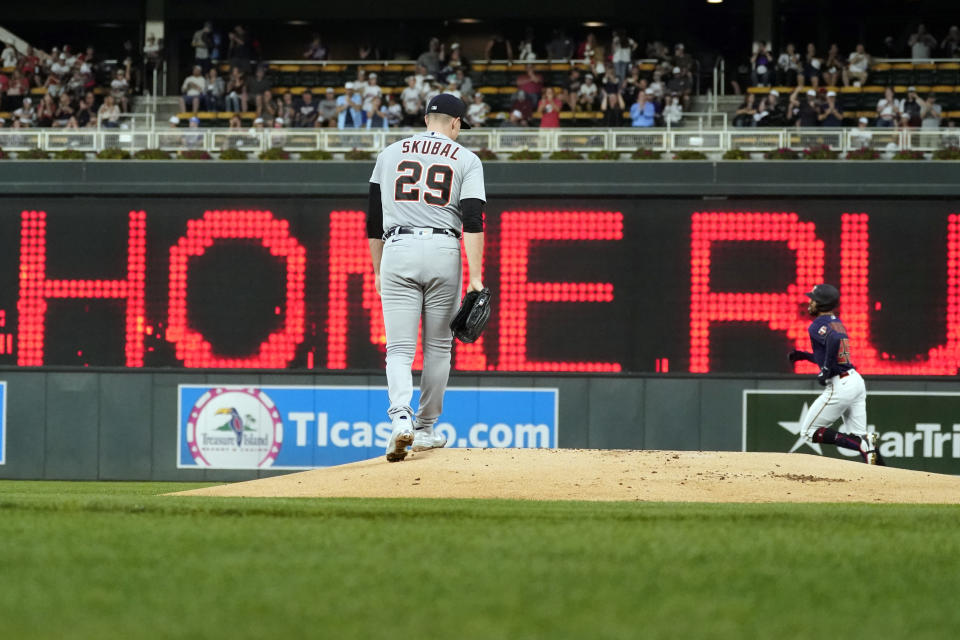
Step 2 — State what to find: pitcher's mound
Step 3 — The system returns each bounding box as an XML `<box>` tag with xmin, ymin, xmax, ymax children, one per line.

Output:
<box><xmin>171</xmin><ymin>449</ymin><xmax>960</xmax><ymax>503</ymax></box>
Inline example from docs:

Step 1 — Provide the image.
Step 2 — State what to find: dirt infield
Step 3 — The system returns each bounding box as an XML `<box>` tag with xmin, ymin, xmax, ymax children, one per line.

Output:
<box><xmin>173</xmin><ymin>449</ymin><xmax>960</xmax><ymax>503</ymax></box>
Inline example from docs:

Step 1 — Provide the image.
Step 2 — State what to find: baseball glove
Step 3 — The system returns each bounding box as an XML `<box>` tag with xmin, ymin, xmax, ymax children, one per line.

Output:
<box><xmin>450</xmin><ymin>288</ymin><xmax>492</xmax><ymax>343</ymax></box>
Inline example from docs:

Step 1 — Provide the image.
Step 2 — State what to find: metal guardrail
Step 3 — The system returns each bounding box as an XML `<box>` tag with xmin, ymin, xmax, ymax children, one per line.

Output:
<box><xmin>262</xmin><ymin>58</ymin><xmax>663</xmax><ymax>67</ymax></box>
<box><xmin>2</xmin><ymin>126</ymin><xmax>959</xmax><ymax>155</ymax></box>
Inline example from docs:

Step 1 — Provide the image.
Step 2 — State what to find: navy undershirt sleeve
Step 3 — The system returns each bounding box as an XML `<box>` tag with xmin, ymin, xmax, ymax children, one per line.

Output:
<box><xmin>367</xmin><ymin>183</ymin><xmax>383</xmax><ymax>239</ymax></box>
<box><xmin>461</xmin><ymin>198</ymin><xmax>485</xmax><ymax>233</ymax></box>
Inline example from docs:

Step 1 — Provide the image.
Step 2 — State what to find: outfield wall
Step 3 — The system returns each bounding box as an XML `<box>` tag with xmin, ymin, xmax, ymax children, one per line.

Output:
<box><xmin>0</xmin><ymin>163</ymin><xmax>959</xmax><ymax>480</ymax></box>
<box><xmin>1</xmin><ymin>371</ymin><xmax>960</xmax><ymax>481</ymax></box>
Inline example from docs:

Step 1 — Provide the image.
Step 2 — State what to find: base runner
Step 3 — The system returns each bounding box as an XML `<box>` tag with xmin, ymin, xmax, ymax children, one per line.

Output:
<box><xmin>788</xmin><ymin>284</ymin><xmax>884</xmax><ymax>465</ymax></box>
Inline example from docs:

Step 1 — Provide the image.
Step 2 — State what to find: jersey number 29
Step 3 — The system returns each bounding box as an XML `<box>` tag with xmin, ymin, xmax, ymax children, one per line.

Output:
<box><xmin>394</xmin><ymin>161</ymin><xmax>453</xmax><ymax>206</ymax></box>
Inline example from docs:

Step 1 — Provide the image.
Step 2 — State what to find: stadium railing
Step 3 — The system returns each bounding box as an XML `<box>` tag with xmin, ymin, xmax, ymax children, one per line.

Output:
<box><xmin>1</xmin><ymin>125</ymin><xmax>958</xmax><ymax>155</ymax></box>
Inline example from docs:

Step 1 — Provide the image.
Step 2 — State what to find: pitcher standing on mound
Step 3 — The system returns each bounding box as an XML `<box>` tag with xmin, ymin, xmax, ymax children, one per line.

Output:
<box><xmin>366</xmin><ymin>93</ymin><xmax>487</xmax><ymax>462</ymax></box>
<box><xmin>789</xmin><ymin>284</ymin><xmax>884</xmax><ymax>465</ymax></box>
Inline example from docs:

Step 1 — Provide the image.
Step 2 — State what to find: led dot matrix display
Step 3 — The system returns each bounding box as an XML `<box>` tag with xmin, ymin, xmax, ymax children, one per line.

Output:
<box><xmin>3</xmin><ymin>198</ymin><xmax>957</xmax><ymax>374</ymax></box>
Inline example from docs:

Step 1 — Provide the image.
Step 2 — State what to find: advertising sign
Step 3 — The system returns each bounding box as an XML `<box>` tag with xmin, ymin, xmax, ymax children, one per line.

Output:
<box><xmin>178</xmin><ymin>385</ymin><xmax>558</xmax><ymax>470</ymax></box>
<box><xmin>0</xmin><ymin>381</ymin><xmax>5</xmax><ymax>465</ymax></box>
<box><xmin>744</xmin><ymin>390</ymin><xmax>960</xmax><ymax>473</ymax></box>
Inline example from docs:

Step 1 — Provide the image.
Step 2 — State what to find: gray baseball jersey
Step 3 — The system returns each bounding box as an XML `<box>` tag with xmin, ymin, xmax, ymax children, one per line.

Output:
<box><xmin>369</xmin><ymin>130</ymin><xmax>486</xmax><ymax>233</ymax></box>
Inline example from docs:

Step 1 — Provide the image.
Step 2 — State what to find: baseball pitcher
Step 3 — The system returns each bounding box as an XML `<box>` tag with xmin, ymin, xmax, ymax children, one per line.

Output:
<box><xmin>367</xmin><ymin>93</ymin><xmax>486</xmax><ymax>462</ymax></box>
<box><xmin>789</xmin><ymin>284</ymin><xmax>884</xmax><ymax>465</ymax></box>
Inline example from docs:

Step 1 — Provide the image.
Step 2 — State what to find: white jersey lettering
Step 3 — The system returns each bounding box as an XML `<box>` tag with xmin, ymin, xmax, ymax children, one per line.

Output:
<box><xmin>370</xmin><ymin>130</ymin><xmax>485</xmax><ymax>232</ymax></box>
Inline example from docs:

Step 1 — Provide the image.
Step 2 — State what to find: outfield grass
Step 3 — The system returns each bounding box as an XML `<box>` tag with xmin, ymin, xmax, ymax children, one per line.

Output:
<box><xmin>1</xmin><ymin>482</ymin><xmax>958</xmax><ymax>640</ymax></box>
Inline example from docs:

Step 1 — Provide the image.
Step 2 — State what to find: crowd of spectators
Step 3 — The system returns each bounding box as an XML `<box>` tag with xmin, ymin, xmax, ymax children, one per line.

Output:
<box><xmin>0</xmin><ymin>39</ymin><xmax>137</xmax><ymax>129</ymax></box>
<box><xmin>745</xmin><ymin>23</ymin><xmax>960</xmax><ymax>93</ymax></box>
<box><xmin>733</xmin><ymin>85</ymin><xmax>947</xmax><ymax>130</ymax></box>
<box><xmin>736</xmin><ymin>22</ymin><xmax>960</xmax><ymax>130</ymax></box>
<box><xmin>178</xmin><ymin>23</ymin><xmax>699</xmax><ymax>130</ymax></box>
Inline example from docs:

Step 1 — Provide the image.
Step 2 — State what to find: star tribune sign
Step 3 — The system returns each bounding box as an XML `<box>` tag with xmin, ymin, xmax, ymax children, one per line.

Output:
<box><xmin>774</xmin><ymin>402</ymin><xmax>877</xmax><ymax>458</ymax></box>
<box><xmin>744</xmin><ymin>390</ymin><xmax>960</xmax><ymax>473</ymax></box>
<box><xmin>185</xmin><ymin>387</ymin><xmax>283</xmax><ymax>468</ymax></box>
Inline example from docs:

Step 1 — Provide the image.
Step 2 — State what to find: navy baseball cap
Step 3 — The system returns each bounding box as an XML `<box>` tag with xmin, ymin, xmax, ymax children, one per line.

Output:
<box><xmin>806</xmin><ymin>283</ymin><xmax>840</xmax><ymax>309</ymax></box>
<box><xmin>426</xmin><ymin>93</ymin><xmax>471</xmax><ymax>128</ymax></box>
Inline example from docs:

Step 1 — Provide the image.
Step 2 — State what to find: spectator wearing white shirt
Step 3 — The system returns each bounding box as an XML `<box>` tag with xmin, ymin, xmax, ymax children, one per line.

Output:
<box><xmin>423</xmin><ymin>78</ymin><xmax>441</xmax><ymax>105</ymax></box>
<box><xmin>50</xmin><ymin>54</ymin><xmax>71</xmax><ymax>77</ymax></box>
<box><xmin>180</xmin><ymin>65</ymin><xmax>207</xmax><ymax>114</ymax></box>
<box><xmin>317</xmin><ymin>87</ymin><xmax>338</xmax><ymax>128</ymax></box>
<box><xmin>466</xmin><ymin>91</ymin><xmax>489</xmax><ymax>127</ymax></box>
<box><xmin>611</xmin><ymin>31</ymin><xmax>637</xmax><ymax>81</ymax></box>
<box><xmin>14</xmin><ymin>97</ymin><xmax>36</xmax><ymax>126</ymax></box>
<box><xmin>648</xmin><ymin>70</ymin><xmax>665</xmax><ymax>100</ymax></box>
<box><xmin>362</xmin><ymin>73</ymin><xmax>383</xmax><ymax>112</ymax></box>
<box><xmin>876</xmin><ymin>87</ymin><xmax>900</xmax><ymax>127</ymax></box>
<box><xmin>777</xmin><ymin>43</ymin><xmax>801</xmax><ymax>86</ymax></box>
<box><xmin>110</xmin><ymin>67</ymin><xmax>130</xmax><ymax>113</ymax></box>
<box><xmin>412</xmin><ymin>64</ymin><xmax>428</xmax><ymax>95</ymax></box>
<box><xmin>420</xmin><ymin>74</ymin><xmax>437</xmax><ymax>101</ymax></box>
<box><xmin>578</xmin><ymin>73</ymin><xmax>598</xmax><ymax>110</ymax></box>
<box><xmin>1</xmin><ymin>42</ymin><xmax>17</xmax><ymax>68</ymax></box>
<box><xmin>851</xmin><ymin>116</ymin><xmax>873</xmax><ymax>148</ymax></box>
<box><xmin>663</xmin><ymin>93</ymin><xmax>683</xmax><ymax>126</ymax></box>
<box><xmin>144</xmin><ymin>34</ymin><xmax>162</xmax><ymax>80</ymax></box>
<box><xmin>517</xmin><ymin>27</ymin><xmax>536</xmax><ymax>61</ymax></box>
<box><xmin>43</xmin><ymin>71</ymin><xmax>63</xmax><ymax>99</ymax></box>
<box><xmin>400</xmin><ymin>75</ymin><xmax>422</xmax><ymax>126</ymax></box>
<box><xmin>844</xmin><ymin>44</ymin><xmax>870</xmax><ymax>87</ymax></box>
<box><xmin>97</xmin><ymin>95</ymin><xmax>120</xmax><ymax>128</ymax></box>
<box><xmin>443</xmin><ymin>80</ymin><xmax>461</xmax><ymax>100</ymax></box>
<box><xmin>63</xmin><ymin>45</ymin><xmax>78</xmax><ymax>68</ymax></box>
<box><xmin>909</xmin><ymin>24</ymin><xmax>937</xmax><ymax>60</ymax></box>
<box><xmin>384</xmin><ymin>93</ymin><xmax>403</xmax><ymax>127</ymax></box>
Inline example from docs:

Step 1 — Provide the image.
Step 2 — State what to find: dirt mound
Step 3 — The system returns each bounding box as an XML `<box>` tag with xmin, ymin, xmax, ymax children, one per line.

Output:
<box><xmin>171</xmin><ymin>449</ymin><xmax>960</xmax><ymax>503</ymax></box>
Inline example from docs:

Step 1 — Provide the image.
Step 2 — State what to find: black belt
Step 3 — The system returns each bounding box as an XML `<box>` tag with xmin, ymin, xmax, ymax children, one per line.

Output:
<box><xmin>384</xmin><ymin>226</ymin><xmax>461</xmax><ymax>240</ymax></box>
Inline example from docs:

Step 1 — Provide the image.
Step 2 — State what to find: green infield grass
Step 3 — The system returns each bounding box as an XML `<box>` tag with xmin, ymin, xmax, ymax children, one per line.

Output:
<box><xmin>1</xmin><ymin>481</ymin><xmax>958</xmax><ymax>640</ymax></box>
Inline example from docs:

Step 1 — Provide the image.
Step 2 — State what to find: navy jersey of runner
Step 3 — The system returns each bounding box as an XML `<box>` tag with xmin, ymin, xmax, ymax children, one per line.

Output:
<box><xmin>808</xmin><ymin>314</ymin><xmax>855</xmax><ymax>376</ymax></box>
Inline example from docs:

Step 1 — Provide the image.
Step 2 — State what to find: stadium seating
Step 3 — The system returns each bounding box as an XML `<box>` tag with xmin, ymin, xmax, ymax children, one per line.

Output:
<box><xmin>210</xmin><ymin>59</ymin><xmax>665</xmax><ymax>127</ymax></box>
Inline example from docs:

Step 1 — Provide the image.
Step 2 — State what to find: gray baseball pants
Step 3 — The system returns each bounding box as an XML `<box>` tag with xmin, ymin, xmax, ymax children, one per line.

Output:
<box><xmin>379</xmin><ymin>230</ymin><xmax>462</xmax><ymax>428</ymax></box>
